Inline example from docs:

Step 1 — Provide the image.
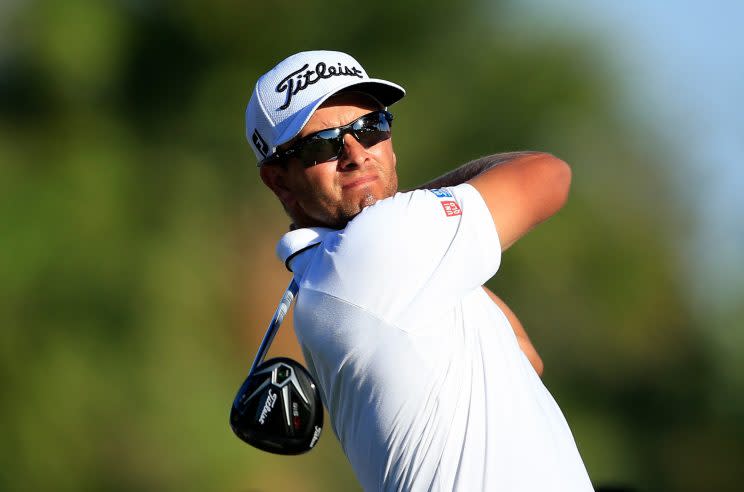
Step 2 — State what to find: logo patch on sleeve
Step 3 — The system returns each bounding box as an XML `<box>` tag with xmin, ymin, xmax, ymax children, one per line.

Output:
<box><xmin>429</xmin><ymin>188</ymin><xmax>453</xmax><ymax>198</ymax></box>
<box><xmin>441</xmin><ymin>200</ymin><xmax>462</xmax><ymax>217</ymax></box>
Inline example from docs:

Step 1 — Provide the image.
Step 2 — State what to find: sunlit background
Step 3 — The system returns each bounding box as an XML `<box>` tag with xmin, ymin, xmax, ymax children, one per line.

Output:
<box><xmin>2</xmin><ymin>1</ymin><xmax>742</xmax><ymax>491</ymax></box>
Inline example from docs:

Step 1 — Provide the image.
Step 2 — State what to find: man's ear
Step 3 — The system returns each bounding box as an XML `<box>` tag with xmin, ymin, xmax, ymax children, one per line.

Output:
<box><xmin>260</xmin><ymin>165</ymin><xmax>296</xmax><ymax>207</ymax></box>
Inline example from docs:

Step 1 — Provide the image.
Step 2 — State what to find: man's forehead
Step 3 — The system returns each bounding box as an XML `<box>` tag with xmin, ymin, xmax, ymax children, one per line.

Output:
<box><xmin>320</xmin><ymin>91</ymin><xmax>383</xmax><ymax>110</ymax></box>
<box><xmin>298</xmin><ymin>92</ymin><xmax>382</xmax><ymax>136</ymax></box>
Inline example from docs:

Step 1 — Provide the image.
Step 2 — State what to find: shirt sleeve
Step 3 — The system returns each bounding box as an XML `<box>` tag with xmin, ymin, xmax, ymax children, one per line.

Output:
<box><xmin>307</xmin><ymin>183</ymin><xmax>501</xmax><ymax>327</ymax></box>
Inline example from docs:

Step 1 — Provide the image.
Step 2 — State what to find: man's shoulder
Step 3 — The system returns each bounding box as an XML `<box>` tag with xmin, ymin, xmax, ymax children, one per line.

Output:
<box><xmin>346</xmin><ymin>187</ymin><xmax>462</xmax><ymax>229</ymax></box>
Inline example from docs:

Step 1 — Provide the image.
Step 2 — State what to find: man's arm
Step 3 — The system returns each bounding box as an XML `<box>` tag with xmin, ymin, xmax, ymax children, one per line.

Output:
<box><xmin>417</xmin><ymin>152</ymin><xmax>541</xmax><ymax>190</ymax></box>
<box><xmin>465</xmin><ymin>152</ymin><xmax>571</xmax><ymax>251</ymax></box>
<box><xmin>413</xmin><ymin>151</ymin><xmax>570</xmax><ymax>251</ymax></box>
<box><xmin>483</xmin><ymin>287</ymin><xmax>544</xmax><ymax>376</ymax></box>
<box><xmin>412</xmin><ymin>150</ymin><xmax>563</xmax><ymax>375</ymax></box>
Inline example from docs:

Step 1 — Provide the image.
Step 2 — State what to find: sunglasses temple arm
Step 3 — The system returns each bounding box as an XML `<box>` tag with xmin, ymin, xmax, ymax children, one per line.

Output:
<box><xmin>247</xmin><ymin>278</ymin><xmax>300</xmax><ymax>376</ymax></box>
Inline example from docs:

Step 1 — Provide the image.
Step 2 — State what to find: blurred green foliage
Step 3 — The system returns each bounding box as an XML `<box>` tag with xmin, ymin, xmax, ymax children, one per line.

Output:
<box><xmin>1</xmin><ymin>1</ymin><xmax>742</xmax><ymax>491</ymax></box>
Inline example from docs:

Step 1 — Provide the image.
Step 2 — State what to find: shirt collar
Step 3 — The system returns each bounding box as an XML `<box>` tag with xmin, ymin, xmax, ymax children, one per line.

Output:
<box><xmin>276</xmin><ymin>227</ymin><xmax>335</xmax><ymax>273</ymax></box>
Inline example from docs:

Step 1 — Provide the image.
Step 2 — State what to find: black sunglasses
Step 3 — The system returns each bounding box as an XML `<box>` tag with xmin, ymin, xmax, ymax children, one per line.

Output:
<box><xmin>260</xmin><ymin>110</ymin><xmax>394</xmax><ymax>168</ymax></box>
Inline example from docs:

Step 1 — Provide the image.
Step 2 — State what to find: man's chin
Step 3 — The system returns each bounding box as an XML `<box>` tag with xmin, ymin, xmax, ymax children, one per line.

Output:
<box><xmin>359</xmin><ymin>190</ymin><xmax>379</xmax><ymax>208</ymax></box>
<box><xmin>308</xmin><ymin>188</ymin><xmax>391</xmax><ymax>229</ymax></box>
<box><xmin>351</xmin><ymin>181</ymin><xmax>394</xmax><ymax>206</ymax></box>
<box><xmin>327</xmin><ymin>196</ymin><xmax>376</xmax><ymax>229</ymax></box>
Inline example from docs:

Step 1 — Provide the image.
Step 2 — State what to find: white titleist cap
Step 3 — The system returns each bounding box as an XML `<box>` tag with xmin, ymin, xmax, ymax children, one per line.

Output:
<box><xmin>245</xmin><ymin>50</ymin><xmax>405</xmax><ymax>163</ymax></box>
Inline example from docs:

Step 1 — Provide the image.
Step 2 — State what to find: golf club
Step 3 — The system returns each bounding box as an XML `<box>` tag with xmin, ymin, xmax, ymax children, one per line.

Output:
<box><xmin>229</xmin><ymin>279</ymin><xmax>323</xmax><ymax>455</ymax></box>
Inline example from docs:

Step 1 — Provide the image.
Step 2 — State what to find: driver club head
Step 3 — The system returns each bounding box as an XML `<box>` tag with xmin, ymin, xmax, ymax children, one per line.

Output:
<box><xmin>230</xmin><ymin>357</ymin><xmax>323</xmax><ymax>455</ymax></box>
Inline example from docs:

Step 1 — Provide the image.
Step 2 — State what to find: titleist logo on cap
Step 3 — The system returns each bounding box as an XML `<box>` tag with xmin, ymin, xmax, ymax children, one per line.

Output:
<box><xmin>275</xmin><ymin>62</ymin><xmax>364</xmax><ymax>111</ymax></box>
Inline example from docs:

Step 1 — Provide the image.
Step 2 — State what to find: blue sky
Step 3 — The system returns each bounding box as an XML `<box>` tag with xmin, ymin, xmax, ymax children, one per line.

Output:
<box><xmin>506</xmin><ymin>0</ymin><xmax>744</xmax><ymax>311</ymax></box>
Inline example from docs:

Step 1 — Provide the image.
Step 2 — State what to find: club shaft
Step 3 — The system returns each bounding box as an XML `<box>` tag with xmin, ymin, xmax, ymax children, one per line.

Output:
<box><xmin>248</xmin><ymin>278</ymin><xmax>299</xmax><ymax>375</ymax></box>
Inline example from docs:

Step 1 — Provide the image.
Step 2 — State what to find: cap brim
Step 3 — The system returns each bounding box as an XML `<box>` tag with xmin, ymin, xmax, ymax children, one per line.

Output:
<box><xmin>272</xmin><ymin>78</ymin><xmax>405</xmax><ymax>153</ymax></box>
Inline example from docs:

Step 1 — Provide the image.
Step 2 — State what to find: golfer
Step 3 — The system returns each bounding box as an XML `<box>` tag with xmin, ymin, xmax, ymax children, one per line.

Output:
<box><xmin>246</xmin><ymin>50</ymin><xmax>593</xmax><ymax>491</ymax></box>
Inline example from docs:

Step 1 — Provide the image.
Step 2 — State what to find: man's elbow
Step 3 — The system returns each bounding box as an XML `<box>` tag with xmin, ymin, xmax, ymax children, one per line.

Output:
<box><xmin>533</xmin><ymin>355</ymin><xmax>544</xmax><ymax>377</ymax></box>
<box><xmin>553</xmin><ymin>155</ymin><xmax>572</xmax><ymax>210</ymax></box>
<box><xmin>517</xmin><ymin>335</ymin><xmax>544</xmax><ymax>377</ymax></box>
<box><xmin>534</xmin><ymin>153</ymin><xmax>572</xmax><ymax>220</ymax></box>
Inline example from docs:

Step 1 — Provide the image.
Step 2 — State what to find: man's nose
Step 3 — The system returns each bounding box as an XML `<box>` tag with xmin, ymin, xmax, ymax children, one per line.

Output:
<box><xmin>336</xmin><ymin>133</ymin><xmax>369</xmax><ymax>170</ymax></box>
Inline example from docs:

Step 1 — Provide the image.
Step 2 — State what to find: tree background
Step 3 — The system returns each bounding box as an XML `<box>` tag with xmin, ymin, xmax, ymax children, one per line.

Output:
<box><xmin>1</xmin><ymin>1</ymin><xmax>742</xmax><ymax>491</ymax></box>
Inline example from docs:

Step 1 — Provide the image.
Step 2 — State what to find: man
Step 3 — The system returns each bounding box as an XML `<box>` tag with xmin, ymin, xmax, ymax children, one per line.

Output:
<box><xmin>245</xmin><ymin>50</ymin><xmax>593</xmax><ymax>491</ymax></box>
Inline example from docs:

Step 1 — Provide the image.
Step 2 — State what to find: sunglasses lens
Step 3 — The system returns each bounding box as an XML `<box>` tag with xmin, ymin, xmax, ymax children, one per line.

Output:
<box><xmin>356</xmin><ymin>128</ymin><xmax>389</xmax><ymax>147</ymax></box>
<box><xmin>296</xmin><ymin>133</ymin><xmax>343</xmax><ymax>166</ymax></box>
<box><xmin>353</xmin><ymin>112</ymin><xmax>392</xmax><ymax>148</ymax></box>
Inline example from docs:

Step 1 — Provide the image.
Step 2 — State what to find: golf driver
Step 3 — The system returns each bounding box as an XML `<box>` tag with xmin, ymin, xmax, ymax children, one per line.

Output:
<box><xmin>229</xmin><ymin>279</ymin><xmax>323</xmax><ymax>455</ymax></box>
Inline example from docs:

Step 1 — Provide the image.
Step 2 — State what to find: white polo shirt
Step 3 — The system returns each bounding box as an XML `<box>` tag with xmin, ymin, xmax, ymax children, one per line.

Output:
<box><xmin>277</xmin><ymin>183</ymin><xmax>592</xmax><ymax>492</ymax></box>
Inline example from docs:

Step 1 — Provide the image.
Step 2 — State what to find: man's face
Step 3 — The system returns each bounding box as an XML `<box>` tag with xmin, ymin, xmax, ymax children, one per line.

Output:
<box><xmin>261</xmin><ymin>93</ymin><xmax>398</xmax><ymax>229</ymax></box>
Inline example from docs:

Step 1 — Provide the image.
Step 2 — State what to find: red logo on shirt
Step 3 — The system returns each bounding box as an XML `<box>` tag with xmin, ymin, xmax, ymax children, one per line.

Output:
<box><xmin>441</xmin><ymin>200</ymin><xmax>461</xmax><ymax>217</ymax></box>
